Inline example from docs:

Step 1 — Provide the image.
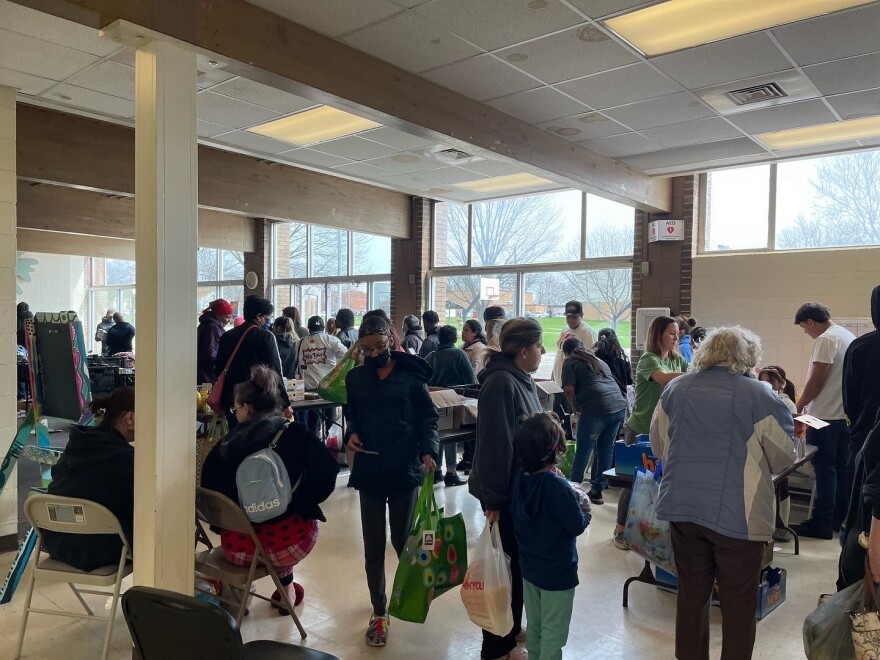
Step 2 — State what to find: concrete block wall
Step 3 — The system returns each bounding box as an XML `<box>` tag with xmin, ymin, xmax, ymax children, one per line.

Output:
<box><xmin>390</xmin><ymin>197</ymin><xmax>433</xmax><ymax>327</ymax></box>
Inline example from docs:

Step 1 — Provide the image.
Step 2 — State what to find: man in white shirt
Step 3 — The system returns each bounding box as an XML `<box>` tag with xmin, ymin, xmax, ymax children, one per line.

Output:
<box><xmin>551</xmin><ymin>301</ymin><xmax>599</xmax><ymax>385</ymax></box>
<box><xmin>297</xmin><ymin>316</ymin><xmax>347</xmax><ymax>438</ymax></box>
<box><xmin>791</xmin><ymin>302</ymin><xmax>856</xmax><ymax>540</ymax></box>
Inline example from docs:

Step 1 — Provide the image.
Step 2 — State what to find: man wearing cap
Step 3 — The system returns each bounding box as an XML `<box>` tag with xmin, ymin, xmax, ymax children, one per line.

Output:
<box><xmin>418</xmin><ymin>310</ymin><xmax>441</xmax><ymax>358</ymax></box>
<box><xmin>552</xmin><ymin>301</ymin><xmax>598</xmax><ymax>385</ymax></box>
<box><xmin>197</xmin><ymin>299</ymin><xmax>233</xmax><ymax>385</ymax></box>
<box><xmin>297</xmin><ymin>316</ymin><xmax>348</xmax><ymax>437</ymax></box>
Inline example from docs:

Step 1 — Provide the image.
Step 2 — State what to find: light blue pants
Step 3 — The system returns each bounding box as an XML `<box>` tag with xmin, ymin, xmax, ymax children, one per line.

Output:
<box><xmin>522</xmin><ymin>579</ymin><xmax>575</xmax><ymax>660</ymax></box>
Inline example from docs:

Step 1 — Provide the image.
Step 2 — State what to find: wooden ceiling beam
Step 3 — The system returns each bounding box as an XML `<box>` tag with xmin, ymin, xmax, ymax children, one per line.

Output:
<box><xmin>9</xmin><ymin>0</ymin><xmax>671</xmax><ymax>212</ymax></box>
<box><xmin>17</xmin><ymin>104</ymin><xmax>411</xmax><ymax>238</ymax></box>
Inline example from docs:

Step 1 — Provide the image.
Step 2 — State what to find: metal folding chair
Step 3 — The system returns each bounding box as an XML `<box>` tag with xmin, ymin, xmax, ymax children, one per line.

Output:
<box><xmin>194</xmin><ymin>487</ymin><xmax>307</xmax><ymax>639</ymax></box>
<box><xmin>15</xmin><ymin>494</ymin><xmax>132</xmax><ymax>660</ymax></box>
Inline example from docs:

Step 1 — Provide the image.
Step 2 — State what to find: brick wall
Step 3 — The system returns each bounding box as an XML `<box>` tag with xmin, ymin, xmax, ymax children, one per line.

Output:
<box><xmin>390</xmin><ymin>197</ymin><xmax>434</xmax><ymax>326</ymax></box>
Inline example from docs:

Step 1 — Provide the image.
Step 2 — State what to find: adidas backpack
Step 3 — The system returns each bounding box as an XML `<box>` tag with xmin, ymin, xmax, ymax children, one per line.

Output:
<box><xmin>236</xmin><ymin>423</ymin><xmax>302</xmax><ymax>523</ymax></box>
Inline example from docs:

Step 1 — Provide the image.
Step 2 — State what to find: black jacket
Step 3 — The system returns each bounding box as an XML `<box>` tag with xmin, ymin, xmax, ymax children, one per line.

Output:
<box><xmin>426</xmin><ymin>343</ymin><xmax>477</xmax><ymax>387</ymax></box>
<box><xmin>337</xmin><ymin>327</ymin><xmax>359</xmax><ymax>349</ymax></box>
<box><xmin>401</xmin><ymin>330</ymin><xmax>424</xmax><ymax>355</ymax></box>
<box><xmin>197</xmin><ymin>313</ymin><xmax>226</xmax><ymax>385</ymax></box>
<box><xmin>106</xmin><ymin>321</ymin><xmax>135</xmax><ymax>355</ymax></box>
<box><xmin>595</xmin><ymin>348</ymin><xmax>633</xmax><ymax>397</ymax></box>
<box><xmin>201</xmin><ymin>416</ymin><xmax>338</xmax><ymax>523</ymax></box>
<box><xmin>215</xmin><ymin>322</ymin><xmax>290</xmax><ymax>411</ymax></box>
<box><xmin>274</xmin><ymin>332</ymin><xmax>298</xmax><ymax>379</ymax></box>
<box><xmin>844</xmin><ymin>285</ymin><xmax>880</xmax><ymax>445</ymax></box>
<box><xmin>344</xmin><ymin>353</ymin><xmax>439</xmax><ymax>495</ymax></box>
<box><xmin>418</xmin><ymin>330</ymin><xmax>440</xmax><ymax>358</ymax></box>
<box><xmin>43</xmin><ymin>426</ymin><xmax>134</xmax><ymax>571</ymax></box>
<box><xmin>469</xmin><ymin>354</ymin><xmax>542</xmax><ymax>511</ymax></box>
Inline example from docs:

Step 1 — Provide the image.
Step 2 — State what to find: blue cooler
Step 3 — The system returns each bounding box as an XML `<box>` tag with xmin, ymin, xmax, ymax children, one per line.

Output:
<box><xmin>614</xmin><ymin>435</ymin><xmax>657</xmax><ymax>475</ymax></box>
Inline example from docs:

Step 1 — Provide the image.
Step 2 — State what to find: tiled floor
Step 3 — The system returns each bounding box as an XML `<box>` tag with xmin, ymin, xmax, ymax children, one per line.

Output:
<box><xmin>0</xmin><ymin>471</ymin><xmax>835</xmax><ymax>659</ymax></box>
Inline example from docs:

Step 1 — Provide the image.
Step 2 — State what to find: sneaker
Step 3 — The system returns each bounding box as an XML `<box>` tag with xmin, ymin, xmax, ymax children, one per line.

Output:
<box><xmin>613</xmin><ymin>531</ymin><xmax>630</xmax><ymax>551</ymax></box>
<box><xmin>772</xmin><ymin>528</ymin><xmax>793</xmax><ymax>543</ymax></box>
<box><xmin>791</xmin><ymin>521</ymin><xmax>833</xmax><ymax>540</ymax></box>
<box><xmin>456</xmin><ymin>459</ymin><xmax>472</xmax><ymax>472</ymax></box>
<box><xmin>444</xmin><ymin>472</ymin><xmax>467</xmax><ymax>487</ymax></box>
<box><xmin>587</xmin><ymin>489</ymin><xmax>604</xmax><ymax>505</ymax></box>
<box><xmin>365</xmin><ymin>614</ymin><xmax>389</xmax><ymax>647</ymax></box>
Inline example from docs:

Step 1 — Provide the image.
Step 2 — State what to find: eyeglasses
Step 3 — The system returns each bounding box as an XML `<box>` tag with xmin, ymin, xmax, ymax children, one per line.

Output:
<box><xmin>359</xmin><ymin>343</ymin><xmax>389</xmax><ymax>357</ymax></box>
<box><xmin>229</xmin><ymin>403</ymin><xmax>245</xmax><ymax>415</ymax></box>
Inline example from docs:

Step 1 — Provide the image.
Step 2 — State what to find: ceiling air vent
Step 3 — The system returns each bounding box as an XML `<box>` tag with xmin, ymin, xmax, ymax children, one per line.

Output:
<box><xmin>726</xmin><ymin>82</ymin><xmax>788</xmax><ymax>106</ymax></box>
<box><xmin>421</xmin><ymin>145</ymin><xmax>484</xmax><ymax>165</ymax></box>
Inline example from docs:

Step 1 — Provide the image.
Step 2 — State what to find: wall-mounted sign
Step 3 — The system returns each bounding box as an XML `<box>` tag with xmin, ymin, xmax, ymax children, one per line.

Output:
<box><xmin>648</xmin><ymin>220</ymin><xmax>683</xmax><ymax>242</ymax></box>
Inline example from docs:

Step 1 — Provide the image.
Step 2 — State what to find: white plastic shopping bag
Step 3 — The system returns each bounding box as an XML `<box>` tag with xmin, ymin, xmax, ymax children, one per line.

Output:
<box><xmin>460</xmin><ymin>521</ymin><xmax>513</xmax><ymax>637</ymax></box>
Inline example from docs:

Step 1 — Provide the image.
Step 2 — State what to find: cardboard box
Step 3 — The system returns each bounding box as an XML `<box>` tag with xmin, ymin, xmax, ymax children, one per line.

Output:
<box><xmin>428</xmin><ymin>387</ymin><xmax>465</xmax><ymax>431</ymax></box>
<box><xmin>756</xmin><ymin>567</ymin><xmax>786</xmax><ymax>620</ymax></box>
<box><xmin>614</xmin><ymin>440</ymin><xmax>657</xmax><ymax>475</ymax></box>
<box><xmin>461</xmin><ymin>398</ymin><xmax>478</xmax><ymax>426</ymax></box>
<box><xmin>534</xmin><ymin>379</ymin><xmax>564</xmax><ymax>412</ymax></box>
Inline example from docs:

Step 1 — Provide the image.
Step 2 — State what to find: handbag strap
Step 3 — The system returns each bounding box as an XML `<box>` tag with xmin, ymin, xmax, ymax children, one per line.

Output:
<box><xmin>220</xmin><ymin>325</ymin><xmax>256</xmax><ymax>376</ymax></box>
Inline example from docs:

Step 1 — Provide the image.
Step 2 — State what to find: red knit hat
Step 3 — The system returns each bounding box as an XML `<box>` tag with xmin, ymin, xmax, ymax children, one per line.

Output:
<box><xmin>208</xmin><ymin>299</ymin><xmax>234</xmax><ymax>316</ymax></box>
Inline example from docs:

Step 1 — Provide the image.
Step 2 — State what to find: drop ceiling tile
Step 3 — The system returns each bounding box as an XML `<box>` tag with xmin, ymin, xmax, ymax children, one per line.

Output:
<box><xmin>0</xmin><ymin>68</ymin><xmax>55</xmax><ymax>95</ymax></box>
<box><xmin>40</xmin><ymin>83</ymin><xmax>134</xmax><ymax>119</ymax></box>
<box><xmin>66</xmin><ymin>60</ymin><xmax>135</xmax><ymax>101</ymax></box>
<box><xmin>209</xmin><ymin>77</ymin><xmax>317</xmax><ymax>114</ymax></box>
<box><xmin>827</xmin><ymin>89</ymin><xmax>880</xmax><ymax>120</ymax></box>
<box><xmin>640</xmin><ymin>117</ymin><xmax>744</xmax><ymax>148</ymax></box>
<box><xmin>557</xmin><ymin>63</ymin><xmax>681</xmax><ymax>110</ymax></box>
<box><xmin>197</xmin><ymin>120</ymin><xmax>229</xmax><ymax>138</ymax></box>
<box><xmin>537</xmin><ymin>112</ymin><xmax>629</xmax><ymax>140</ymax></box>
<box><xmin>1</xmin><ymin>0</ymin><xmax>119</xmax><ymax>56</ymax></box>
<box><xmin>775</xmin><ymin>141</ymin><xmax>862</xmax><ymax>158</ymax></box>
<box><xmin>342</xmin><ymin>12</ymin><xmax>480</xmax><ymax>74</ymax></box>
<box><xmin>111</xmin><ymin>48</ymin><xmax>136</xmax><ymax>67</ymax></box>
<box><xmin>211</xmin><ymin>130</ymin><xmax>295</xmax><ymax>154</ymax></box>
<box><xmin>418</xmin><ymin>0</ymin><xmax>583</xmax><ymax>51</ymax></box>
<box><xmin>0</xmin><ymin>29</ymin><xmax>100</xmax><ymax>81</ymax></box>
<box><xmin>421</xmin><ymin>166</ymin><xmax>489</xmax><ymax>184</ymax></box>
<box><xmin>421</xmin><ymin>55</ymin><xmax>539</xmax><ymax>102</ymax></box>
<box><xmin>580</xmin><ymin>132</ymin><xmax>660</xmax><ymax>157</ymax></box>
<box><xmin>603</xmin><ymin>92</ymin><xmax>714</xmax><ymax>130</ymax></box>
<box><xmin>331</xmin><ymin>162</ymin><xmax>396</xmax><ymax>179</ymax></box>
<box><xmin>727</xmin><ymin>99</ymin><xmax>838</xmax><ymax>133</ymax></box>
<box><xmin>651</xmin><ymin>32</ymin><xmax>791</xmax><ymax>90</ymax></box>
<box><xmin>487</xmin><ymin>87</ymin><xmax>590</xmax><ymax>124</ymax></box>
<box><xmin>620</xmin><ymin>137</ymin><xmax>766</xmax><ymax>170</ymax></box>
<box><xmin>310</xmin><ymin>136</ymin><xmax>399</xmax><ymax>160</ymax></box>
<box><xmin>566</xmin><ymin>0</ymin><xmax>661</xmax><ymax>19</ymax></box>
<box><xmin>359</xmin><ymin>127</ymin><xmax>438</xmax><ymax>150</ymax></box>
<box><xmin>196</xmin><ymin>68</ymin><xmax>237</xmax><ymax>90</ymax></box>
<box><xmin>363</xmin><ymin>153</ymin><xmax>442</xmax><ymax>174</ymax></box>
<box><xmin>378</xmin><ymin>172</ymin><xmax>445</xmax><ymax>191</ymax></box>
<box><xmin>496</xmin><ymin>24</ymin><xmax>638</xmax><ymax>85</ymax></box>
<box><xmin>645</xmin><ymin>152</ymin><xmax>770</xmax><ymax>176</ymax></box>
<box><xmin>803</xmin><ymin>53</ymin><xmax>880</xmax><ymax>97</ymax></box>
<box><xmin>278</xmin><ymin>149</ymin><xmax>353</xmax><ymax>168</ymax></box>
<box><xmin>458</xmin><ymin>160</ymin><xmax>530</xmax><ymax>177</ymax></box>
<box><xmin>197</xmin><ymin>91</ymin><xmax>280</xmax><ymax>128</ymax></box>
<box><xmin>772</xmin><ymin>3</ymin><xmax>880</xmax><ymax>66</ymax></box>
<box><xmin>245</xmin><ymin>0</ymin><xmax>402</xmax><ymax>37</ymax></box>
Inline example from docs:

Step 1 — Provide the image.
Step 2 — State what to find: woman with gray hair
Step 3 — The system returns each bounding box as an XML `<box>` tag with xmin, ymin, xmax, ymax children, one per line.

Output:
<box><xmin>469</xmin><ymin>317</ymin><xmax>544</xmax><ymax>660</ymax></box>
<box><xmin>650</xmin><ymin>326</ymin><xmax>796</xmax><ymax>660</ymax></box>
<box><xmin>343</xmin><ymin>313</ymin><xmax>439</xmax><ymax>648</ymax></box>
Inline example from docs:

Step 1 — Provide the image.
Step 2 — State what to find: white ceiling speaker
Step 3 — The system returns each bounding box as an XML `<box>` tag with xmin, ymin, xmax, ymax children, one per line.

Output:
<box><xmin>245</xmin><ymin>271</ymin><xmax>259</xmax><ymax>290</ymax></box>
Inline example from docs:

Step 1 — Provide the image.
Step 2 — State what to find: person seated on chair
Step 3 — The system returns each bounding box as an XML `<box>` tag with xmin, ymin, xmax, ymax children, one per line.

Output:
<box><xmin>201</xmin><ymin>365</ymin><xmax>339</xmax><ymax>612</ymax></box>
<box><xmin>43</xmin><ymin>388</ymin><xmax>135</xmax><ymax>572</ymax></box>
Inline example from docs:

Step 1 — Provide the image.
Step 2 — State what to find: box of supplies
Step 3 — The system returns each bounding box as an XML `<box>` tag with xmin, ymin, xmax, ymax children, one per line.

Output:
<box><xmin>534</xmin><ymin>379</ymin><xmax>564</xmax><ymax>412</ymax></box>
<box><xmin>428</xmin><ymin>387</ymin><xmax>465</xmax><ymax>431</ymax></box>
<box><xmin>756</xmin><ymin>567</ymin><xmax>786</xmax><ymax>620</ymax></box>
<box><xmin>614</xmin><ymin>439</ymin><xmax>657</xmax><ymax>475</ymax></box>
<box><xmin>461</xmin><ymin>398</ymin><xmax>478</xmax><ymax>426</ymax></box>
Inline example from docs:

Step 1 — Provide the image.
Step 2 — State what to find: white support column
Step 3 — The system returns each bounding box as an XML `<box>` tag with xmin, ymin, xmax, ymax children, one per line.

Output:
<box><xmin>133</xmin><ymin>41</ymin><xmax>198</xmax><ymax>592</ymax></box>
<box><xmin>0</xmin><ymin>87</ymin><xmax>18</xmax><ymax>539</ymax></box>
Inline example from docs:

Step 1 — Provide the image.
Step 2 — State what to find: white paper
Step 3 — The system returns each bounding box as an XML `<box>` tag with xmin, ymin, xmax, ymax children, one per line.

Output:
<box><xmin>794</xmin><ymin>414</ymin><xmax>830</xmax><ymax>430</ymax></box>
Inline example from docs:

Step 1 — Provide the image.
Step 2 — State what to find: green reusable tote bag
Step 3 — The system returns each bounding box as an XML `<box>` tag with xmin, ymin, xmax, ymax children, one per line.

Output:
<box><xmin>388</xmin><ymin>473</ymin><xmax>468</xmax><ymax>623</ymax></box>
<box><xmin>316</xmin><ymin>344</ymin><xmax>358</xmax><ymax>404</ymax></box>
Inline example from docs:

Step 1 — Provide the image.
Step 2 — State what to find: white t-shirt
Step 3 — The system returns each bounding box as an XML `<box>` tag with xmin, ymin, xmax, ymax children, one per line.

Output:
<box><xmin>297</xmin><ymin>332</ymin><xmax>347</xmax><ymax>390</ymax></box>
<box><xmin>807</xmin><ymin>323</ymin><xmax>856</xmax><ymax>420</ymax></box>
<box><xmin>551</xmin><ymin>322</ymin><xmax>599</xmax><ymax>385</ymax></box>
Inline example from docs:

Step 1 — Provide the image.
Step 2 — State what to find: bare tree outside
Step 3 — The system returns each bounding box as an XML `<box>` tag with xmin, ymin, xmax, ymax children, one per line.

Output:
<box><xmin>777</xmin><ymin>151</ymin><xmax>880</xmax><ymax>249</ymax></box>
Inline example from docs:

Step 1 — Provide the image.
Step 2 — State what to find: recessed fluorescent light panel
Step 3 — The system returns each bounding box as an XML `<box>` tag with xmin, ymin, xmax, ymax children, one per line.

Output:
<box><xmin>605</xmin><ymin>0</ymin><xmax>874</xmax><ymax>57</ymax></box>
<box><xmin>454</xmin><ymin>173</ymin><xmax>554</xmax><ymax>193</ymax></box>
<box><xmin>247</xmin><ymin>106</ymin><xmax>381</xmax><ymax>146</ymax></box>
<box><xmin>757</xmin><ymin>116</ymin><xmax>880</xmax><ymax>151</ymax></box>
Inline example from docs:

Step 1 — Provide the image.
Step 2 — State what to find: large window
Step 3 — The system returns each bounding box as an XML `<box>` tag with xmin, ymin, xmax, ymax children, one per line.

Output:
<box><xmin>585</xmin><ymin>194</ymin><xmax>635</xmax><ymax>258</ymax></box>
<box><xmin>196</xmin><ymin>247</ymin><xmax>246</xmax><ymax>316</ymax></box>
<box><xmin>703</xmin><ymin>150</ymin><xmax>880</xmax><ymax>252</ymax></box>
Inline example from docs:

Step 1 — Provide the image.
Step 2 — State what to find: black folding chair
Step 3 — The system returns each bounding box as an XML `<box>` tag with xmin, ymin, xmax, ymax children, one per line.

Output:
<box><xmin>122</xmin><ymin>586</ymin><xmax>339</xmax><ymax>660</ymax></box>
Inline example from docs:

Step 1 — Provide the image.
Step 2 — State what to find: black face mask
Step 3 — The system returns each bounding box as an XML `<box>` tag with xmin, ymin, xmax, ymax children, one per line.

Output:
<box><xmin>364</xmin><ymin>351</ymin><xmax>391</xmax><ymax>370</ymax></box>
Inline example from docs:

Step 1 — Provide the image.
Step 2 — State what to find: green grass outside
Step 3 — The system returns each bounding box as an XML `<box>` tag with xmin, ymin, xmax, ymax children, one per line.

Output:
<box><xmin>444</xmin><ymin>316</ymin><xmax>631</xmax><ymax>349</ymax></box>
